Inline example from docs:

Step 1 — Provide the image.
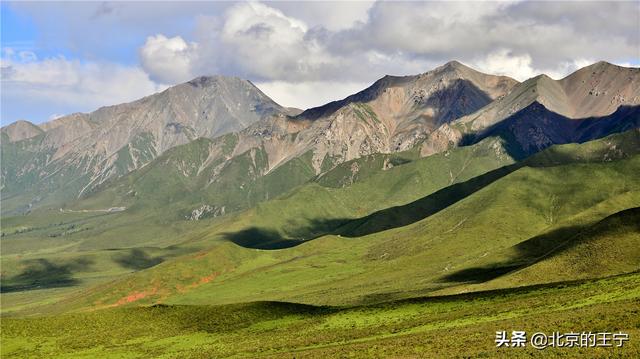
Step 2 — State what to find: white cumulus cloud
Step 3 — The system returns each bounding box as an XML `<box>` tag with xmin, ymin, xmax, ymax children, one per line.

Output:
<box><xmin>214</xmin><ymin>1</ymin><xmax>337</xmax><ymax>81</ymax></box>
<box><xmin>139</xmin><ymin>34</ymin><xmax>199</xmax><ymax>84</ymax></box>
<box><xmin>1</xmin><ymin>48</ymin><xmax>165</xmax><ymax>123</ymax></box>
<box><xmin>256</xmin><ymin>81</ymin><xmax>370</xmax><ymax>110</ymax></box>
<box><xmin>473</xmin><ymin>50</ymin><xmax>540</xmax><ymax>81</ymax></box>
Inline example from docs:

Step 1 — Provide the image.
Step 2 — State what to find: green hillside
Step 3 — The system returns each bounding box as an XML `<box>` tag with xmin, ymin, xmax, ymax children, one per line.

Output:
<box><xmin>451</xmin><ymin>207</ymin><xmax>640</xmax><ymax>293</ymax></box>
<box><xmin>29</xmin><ymin>130</ymin><xmax>638</xmax><ymax>314</ymax></box>
<box><xmin>0</xmin><ymin>135</ymin><xmax>515</xmax><ymax>314</ymax></box>
<box><xmin>2</xmin><ymin>130</ymin><xmax>639</xmax><ymax>316</ymax></box>
<box><xmin>2</xmin><ymin>130</ymin><xmax>639</xmax><ymax>358</ymax></box>
<box><xmin>0</xmin><ymin>134</ymin><xmax>513</xmax><ymax>257</ymax></box>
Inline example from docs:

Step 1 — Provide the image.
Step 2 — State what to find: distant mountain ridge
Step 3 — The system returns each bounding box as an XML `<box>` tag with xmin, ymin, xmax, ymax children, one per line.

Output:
<box><xmin>1</xmin><ymin>76</ymin><xmax>291</xmax><ymax>210</ymax></box>
<box><xmin>458</xmin><ymin>61</ymin><xmax>640</xmax><ymax>130</ymax></box>
<box><xmin>2</xmin><ymin>61</ymin><xmax>639</xmax><ymax>216</ymax></box>
<box><xmin>450</xmin><ymin>62</ymin><xmax>640</xmax><ymax>157</ymax></box>
<box><xmin>1</xmin><ymin>120</ymin><xmax>43</xmax><ymax>142</ymax></box>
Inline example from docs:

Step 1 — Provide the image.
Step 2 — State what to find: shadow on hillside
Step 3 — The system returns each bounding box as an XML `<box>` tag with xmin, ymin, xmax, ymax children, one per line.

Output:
<box><xmin>222</xmin><ymin>227</ymin><xmax>308</xmax><ymax>250</ymax></box>
<box><xmin>222</xmin><ymin>164</ymin><xmax>522</xmax><ymax>250</ymax></box>
<box><xmin>439</xmin><ymin>224</ymin><xmax>587</xmax><ymax>283</ymax></box>
<box><xmin>296</xmin><ymin>78</ymin><xmax>493</xmax><ymax>122</ymax></box>
<box><xmin>113</xmin><ymin>248</ymin><xmax>164</xmax><ymax>270</ymax></box>
<box><xmin>440</xmin><ymin>265</ymin><xmax>523</xmax><ymax>283</ymax></box>
<box><xmin>459</xmin><ymin>103</ymin><xmax>640</xmax><ymax>160</ymax></box>
<box><xmin>0</xmin><ymin>257</ymin><xmax>94</xmax><ymax>293</ymax></box>
<box><xmin>439</xmin><ymin>207</ymin><xmax>640</xmax><ymax>284</ymax></box>
<box><xmin>222</xmin><ymin>125</ymin><xmax>638</xmax><ymax>251</ymax></box>
<box><xmin>332</xmin><ymin>164</ymin><xmax>521</xmax><ymax>238</ymax></box>
<box><xmin>148</xmin><ymin>301</ymin><xmax>332</xmax><ymax>333</ymax></box>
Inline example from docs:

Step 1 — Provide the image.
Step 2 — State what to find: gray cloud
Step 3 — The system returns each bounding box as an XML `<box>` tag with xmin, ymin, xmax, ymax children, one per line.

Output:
<box><xmin>138</xmin><ymin>1</ymin><xmax>638</xmax><ymax>85</ymax></box>
<box><xmin>326</xmin><ymin>1</ymin><xmax>639</xmax><ymax>70</ymax></box>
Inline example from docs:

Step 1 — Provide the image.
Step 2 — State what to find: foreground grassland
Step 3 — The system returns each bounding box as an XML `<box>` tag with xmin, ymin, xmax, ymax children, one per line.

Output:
<box><xmin>2</xmin><ymin>272</ymin><xmax>639</xmax><ymax>358</ymax></box>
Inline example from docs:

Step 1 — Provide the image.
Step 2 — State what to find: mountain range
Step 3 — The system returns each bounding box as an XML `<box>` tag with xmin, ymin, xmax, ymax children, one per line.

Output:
<box><xmin>2</xmin><ymin>61</ymin><xmax>638</xmax><ymax>219</ymax></box>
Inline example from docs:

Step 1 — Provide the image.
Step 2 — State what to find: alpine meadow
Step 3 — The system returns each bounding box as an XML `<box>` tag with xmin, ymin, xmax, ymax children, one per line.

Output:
<box><xmin>1</xmin><ymin>1</ymin><xmax>639</xmax><ymax>358</ymax></box>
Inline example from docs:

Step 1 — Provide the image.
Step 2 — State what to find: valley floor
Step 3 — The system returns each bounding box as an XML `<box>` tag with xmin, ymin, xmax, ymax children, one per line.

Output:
<box><xmin>2</xmin><ymin>272</ymin><xmax>639</xmax><ymax>358</ymax></box>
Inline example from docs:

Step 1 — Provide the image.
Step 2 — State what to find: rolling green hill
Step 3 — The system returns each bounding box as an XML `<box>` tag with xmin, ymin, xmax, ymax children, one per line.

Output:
<box><xmin>0</xmin><ymin>133</ymin><xmax>516</xmax><ymax>314</ymax></box>
<box><xmin>2</xmin><ymin>130</ymin><xmax>639</xmax><ymax>336</ymax></box>
<box><xmin>2</xmin><ymin>272</ymin><xmax>638</xmax><ymax>358</ymax></box>
<box><xmin>2</xmin><ymin>125</ymin><xmax>639</xmax><ymax>358</ymax></box>
<box><xmin>441</xmin><ymin>207</ymin><xmax>640</xmax><ymax>294</ymax></box>
<box><xmin>22</xmin><ymin>130</ymin><xmax>636</xmax><ymax>314</ymax></box>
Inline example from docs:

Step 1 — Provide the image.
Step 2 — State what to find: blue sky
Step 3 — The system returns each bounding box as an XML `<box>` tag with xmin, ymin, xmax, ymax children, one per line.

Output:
<box><xmin>1</xmin><ymin>1</ymin><xmax>639</xmax><ymax>126</ymax></box>
<box><xmin>2</xmin><ymin>4</ymin><xmax>36</xmax><ymax>51</ymax></box>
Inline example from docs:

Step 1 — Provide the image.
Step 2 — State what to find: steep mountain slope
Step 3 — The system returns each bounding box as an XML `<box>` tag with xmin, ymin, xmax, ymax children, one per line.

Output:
<box><xmin>1</xmin><ymin>62</ymin><xmax>518</xmax><ymax>217</ymax></box>
<box><xmin>171</xmin><ymin>62</ymin><xmax>518</xmax><ymax>190</ymax></box>
<box><xmin>290</xmin><ymin>61</ymin><xmax>517</xmax><ymax>166</ymax></box>
<box><xmin>450</xmin><ymin>62</ymin><xmax>640</xmax><ymax>158</ymax></box>
<box><xmin>1</xmin><ymin>76</ymin><xmax>290</xmax><ymax>213</ymax></box>
<box><xmin>465</xmin><ymin>102</ymin><xmax>640</xmax><ymax>158</ymax></box>
<box><xmin>298</xmin><ymin>61</ymin><xmax>517</xmax><ymax>123</ymax></box>
<box><xmin>459</xmin><ymin>61</ymin><xmax>640</xmax><ymax>130</ymax></box>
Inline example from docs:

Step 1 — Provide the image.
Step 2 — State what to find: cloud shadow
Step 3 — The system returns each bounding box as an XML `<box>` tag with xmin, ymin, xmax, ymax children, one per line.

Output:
<box><xmin>112</xmin><ymin>248</ymin><xmax>164</xmax><ymax>270</ymax></box>
<box><xmin>0</xmin><ymin>257</ymin><xmax>94</xmax><ymax>293</ymax></box>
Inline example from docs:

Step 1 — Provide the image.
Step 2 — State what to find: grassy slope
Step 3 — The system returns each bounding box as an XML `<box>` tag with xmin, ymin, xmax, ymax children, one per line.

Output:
<box><xmin>437</xmin><ymin>207</ymin><xmax>640</xmax><ymax>294</ymax></box>
<box><xmin>2</xmin><ymin>272</ymin><xmax>639</xmax><ymax>358</ymax></box>
<box><xmin>41</xmin><ymin>132</ymin><xmax>640</xmax><ymax>312</ymax></box>
<box><xmin>0</xmin><ymin>136</ymin><xmax>515</xmax><ymax>314</ymax></box>
<box><xmin>233</xmin><ymin>136</ymin><xmax>514</xmax><ymax>246</ymax></box>
<box><xmin>2</xmin><ymin>131</ymin><xmax>638</xmax><ymax>316</ymax></box>
<box><xmin>180</xmin><ymin>158</ymin><xmax>640</xmax><ymax>306</ymax></box>
<box><xmin>2</xmin><ymin>132</ymin><xmax>639</xmax><ymax>357</ymax></box>
<box><xmin>0</xmin><ymin>136</ymin><xmax>459</xmax><ymax>252</ymax></box>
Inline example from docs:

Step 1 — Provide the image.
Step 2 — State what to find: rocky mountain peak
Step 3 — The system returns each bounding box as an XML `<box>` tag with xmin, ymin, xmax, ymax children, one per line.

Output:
<box><xmin>1</xmin><ymin>120</ymin><xmax>44</xmax><ymax>143</ymax></box>
<box><xmin>185</xmin><ymin>75</ymin><xmax>251</xmax><ymax>89</ymax></box>
<box><xmin>459</xmin><ymin>61</ymin><xmax>640</xmax><ymax>131</ymax></box>
<box><xmin>434</xmin><ymin>60</ymin><xmax>471</xmax><ymax>74</ymax></box>
<box><xmin>4</xmin><ymin>61</ymin><xmax>636</xmax><ymax>217</ymax></box>
<box><xmin>297</xmin><ymin>61</ymin><xmax>517</xmax><ymax>122</ymax></box>
<box><xmin>1</xmin><ymin>73</ymin><xmax>292</xmax><ymax>200</ymax></box>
